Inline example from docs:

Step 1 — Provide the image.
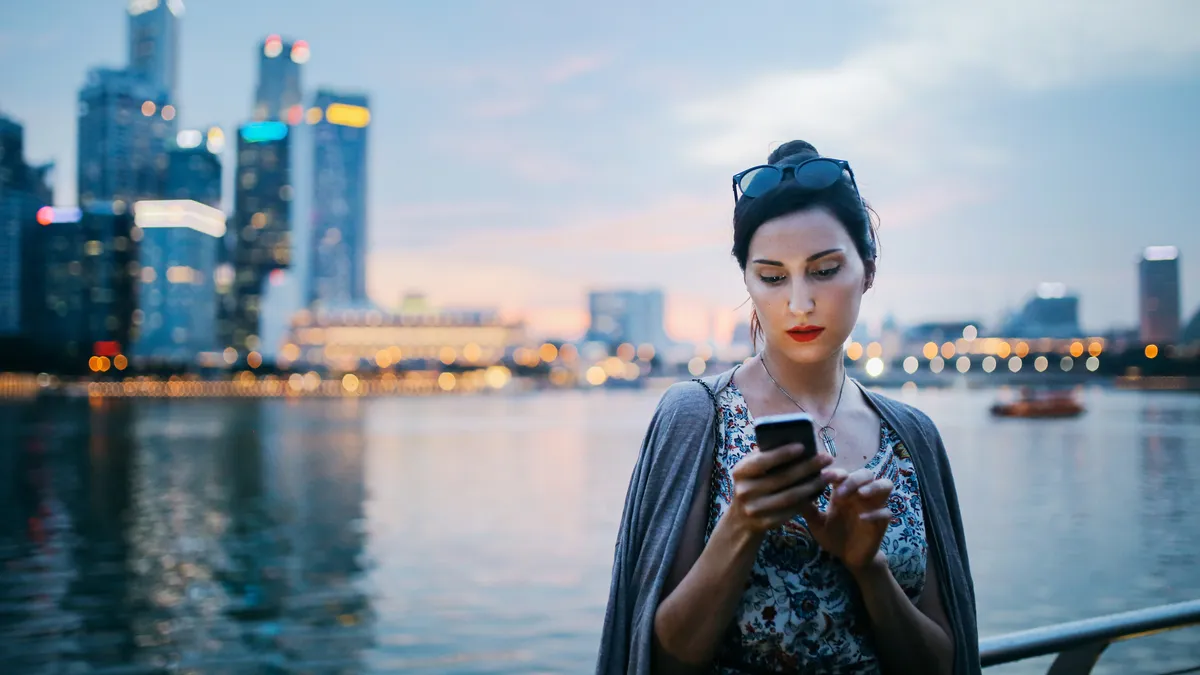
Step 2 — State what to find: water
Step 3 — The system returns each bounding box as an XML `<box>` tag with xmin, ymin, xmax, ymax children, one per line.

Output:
<box><xmin>1</xmin><ymin>385</ymin><xmax>1198</xmax><ymax>674</ymax></box>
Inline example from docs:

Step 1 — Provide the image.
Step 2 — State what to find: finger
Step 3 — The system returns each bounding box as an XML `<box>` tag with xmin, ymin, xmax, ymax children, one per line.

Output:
<box><xmin>856</xmin><ymin>478</ymin><xmax>894</xmax><ymax>503</ymax></box>
<box><xmin>833</xmin><ymin>468</ymin><xmax>877</xmax><ymax>499</ymax></box>
<box><xmin>755</xmin><ymin>453</ymin><xmax>833</xmax><ymax>494</ymax></box>
<box><xmin>738</xmin><ymin>443</ymin><xmax>827</xmax><ymax>480</ymax></box>
<box><xmin>859</xmin><ymin>506</ymin><xmax>893</xmax><ymax>523</ymax></box>
<box><xmin>820</xmin><ymin>468</ymin><xmax>848</xmax><ymax>488</ymax></box>
<box><xmin>751</xmin><ymin>474</ymin><xmax>831</xmax><ymax>517</ymax></box>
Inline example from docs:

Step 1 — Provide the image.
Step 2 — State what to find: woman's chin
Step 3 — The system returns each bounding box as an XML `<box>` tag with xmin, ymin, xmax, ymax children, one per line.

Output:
<box><xmin>773</xmin><ymin>339</ymin><xmax>843</xmax><ymax>365</ymax></box>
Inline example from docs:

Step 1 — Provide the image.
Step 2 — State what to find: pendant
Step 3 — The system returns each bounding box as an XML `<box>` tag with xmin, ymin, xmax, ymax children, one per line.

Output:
<box><xmin>819</xmin><ymin>426</ymin><xmax>838</xmax><ymax>457</ymax></box>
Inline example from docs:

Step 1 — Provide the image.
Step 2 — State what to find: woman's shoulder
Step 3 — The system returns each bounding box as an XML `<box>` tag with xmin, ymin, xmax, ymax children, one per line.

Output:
<box><xmin>653</xmin><ymin>379</ymin><xmax>719</xmax><ymax>422</ymax></box>
<box><xmin>653</xmin><ymin>367</ymin><xmax>739</xmax><ymax>419</ymax></box>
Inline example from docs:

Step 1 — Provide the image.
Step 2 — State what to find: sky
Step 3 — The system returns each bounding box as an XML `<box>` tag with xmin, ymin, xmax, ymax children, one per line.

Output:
<box><xmin>2</xmin><ymin>0</ymin><xmax>1199</xmax><ymax>344</ymax></box>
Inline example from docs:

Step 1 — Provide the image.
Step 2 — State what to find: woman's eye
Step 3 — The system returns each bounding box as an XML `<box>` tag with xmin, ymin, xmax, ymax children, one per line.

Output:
<box><xmin>813</xmin><ymin>265</ymin><xmax>841</xmax><ymax>278</ymax></box>
<box><xmin>760</xmin><ymin>275</ymin><xmax>785</xmax><ymax>284</ymax></box>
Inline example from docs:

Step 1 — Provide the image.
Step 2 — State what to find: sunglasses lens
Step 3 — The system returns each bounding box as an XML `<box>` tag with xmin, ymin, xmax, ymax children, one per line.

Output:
<box><xmin>793</xmin><ymin>159</ymin><xmax>845</xmax><ymax>190</ymax></box>
<box><xmin>738</xmin><ymin>167</ymin><xmax>782</xmax><ymax>198</ymax></box>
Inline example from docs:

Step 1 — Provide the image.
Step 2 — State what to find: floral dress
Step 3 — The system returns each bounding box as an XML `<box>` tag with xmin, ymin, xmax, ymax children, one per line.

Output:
<box><xmin>705</xmin><ymin>383</ymin><xmax>928</xmax><ymax>674</ymax></box>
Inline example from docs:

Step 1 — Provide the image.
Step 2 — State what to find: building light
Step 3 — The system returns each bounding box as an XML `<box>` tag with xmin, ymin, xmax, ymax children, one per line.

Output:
<box><xmin>141</xmin><ymin>101</ymin><xmax>157</xmax><ymax>117</ymax></box>
<box><xmin>264</xmin><ymin>34</ymin><xmax>283</xmax><ymax>58</ymax></box>
<box><xmin>133</xmin><ymin>199</ymin><xmax>227</xmax><ymax>238</ymax></box>
<box><xmin>128</xmin><ymin>0</ymin><xmax>159</xmax><ymax>16</ymax></box>
<box><xmin>166</xmin><ymin>266</ymin><xmax>196</xmax><ymax>284</ymax></box>
<box><xmin>161</xmin><ymin>105</ymin><xmax>176</xmax><ymax>121</ymax></box>
<box><xmin>291</xmin><ymin>40</ymin><xmax>310</xmax><ymax>64</ymax></box>
<box><xmin>176</xmin><ymin>129</ymin><xmax>202</xmax><ymax>148</ymax></box>
<box><xmin>206</xmin><ymin>126</ymin><xmax>225</xmax><ymax>153</ymax></box>
<box><xmin>240</xmin><ymin>121</ymin><xmax>288</xmax><ymax>143</ymax></box>
<box><xmin>325</xmin><ymin>103</ymin><xmax>370</xmax><ymax>128</ymax></box>
<box><xmin>1036</xmin><ymin>282</ymin><xmax>1067</xmax><ymax>299</ymax></box>
<box><xmin>1143</xmin><ymin>246</ymin><xmax>1179</xmax><ymax>262</ymax></box>
<box><xmin>306</xmin><ymin>107</ymin><xmax>323</xmax><ymax>125</ymax></box>
<box><xmin>36</xmin><ymin>205</ymin><xmax>82</xmax><ymax>223</ymax></box>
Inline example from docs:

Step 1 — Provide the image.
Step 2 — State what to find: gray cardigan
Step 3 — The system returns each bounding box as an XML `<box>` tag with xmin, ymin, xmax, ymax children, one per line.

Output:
<box><xmin>595</xmin><ymin>367</ymin><xmax>980</xmax><ymax>674</ymax></box>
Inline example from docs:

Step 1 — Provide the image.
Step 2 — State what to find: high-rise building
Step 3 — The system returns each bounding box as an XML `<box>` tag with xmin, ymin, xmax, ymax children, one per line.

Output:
<box><xmin>131</xmin><ymin>200</ymin><xmax>224</xmax><ymax>364</ymax></box>
<box><xmin>0</xmin><ymin>115</ymin><xmax>54</xmax><ymax>337</ymax></box>
<box><xmin>165</xmin><ymin>127</ymin><xmax>223</xmax><ymax>207</ymax></box>
<box><xmin>223</xmin><ymin>121</ymin><xmax>295</xmax><ymax>352</ymax></box>
<box><xmin>25</xmin><ymin>205</ymin><xmax>136</xmax><ymax>365</ymax></box>
<box><xmin>1139</xmin><ymin>246</ymin><xmax>1181</xmax><ymax>345</ymax></box>
<box><xmin>80</xmin><ymin>205</ymin><xmax>140</xmax><ymax>358</ymax></box>
<box><xmin>127</xmin><ymin>0</ymin><xmax>182</xmax><ymax>104</ymax></box>
<box><xmin>1000</xmin><ymin>282</ymin><xmax>1082</xmax><ymax>338</ymax></box>
<box><xmin>308</xmin><ymin>90</ymin><xmax>369</xmax><ymax>309</ymax></box>
<box><xmin>254</xmin><ymin>35</ymin><xmax>307</xmax><ymax>123</ymax></box>
<box><xmin>30</xmin><ymin>207</ymin><xmax>87</xmax><ymax>355</ymax></box>
<box><xmin>586</xmin><ymin>289</ymin><xmax>669</xmax><ymax>351</ymax></box>
<box><xmin>77</xmin><ymin>68</ymin><xmax>172</xmax><ymax>206</ymax></box>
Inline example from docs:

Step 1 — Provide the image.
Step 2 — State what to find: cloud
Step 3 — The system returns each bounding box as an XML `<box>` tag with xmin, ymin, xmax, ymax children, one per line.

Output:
<box><xmin>524</xmin><ymin>194</ymin><xmax>730</xmax><ymax>254</ymax></box>
<box><xmin>464</xmin><ymin>97</ymin><xmax>539</xmax><ymax>120</ymax></box>
<box><xmin>427</xmin><ymin>132</ymin><xmax>585</xmax><ymax>184</ymax></box>
<box><xmin>440</xmin><ymin>51</ymin><xmax>616</xmax><ymax>121</ymax></box>
<box><xmin>543</xmin><ymin>53</ymin><xmax>614</xmax><ymax>85</ymax></box>
<box><xmin>365</xmin><ymin>247</ymin><xmax>591</xmax><ymax>339</ymax></box>
<box><xmin>676</xmin><ymin>0</ymin><xmax>1200</xmax><ymax>169</ymax></box>
<box><xmin>364</xmin><ymin>193</ymin><xmax>747</xmax><ymax>341</ymax></box>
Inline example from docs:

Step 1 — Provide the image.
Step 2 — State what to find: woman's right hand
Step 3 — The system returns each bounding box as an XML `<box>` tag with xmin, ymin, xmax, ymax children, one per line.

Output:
<box><xmin>727</xmin><ymin>444</ymin><xmax>842</xmax><ymax>535</ymax></box>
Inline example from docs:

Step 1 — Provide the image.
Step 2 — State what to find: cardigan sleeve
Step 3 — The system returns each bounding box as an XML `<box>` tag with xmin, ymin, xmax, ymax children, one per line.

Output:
<box><xmin>595</xmin><ymin>380</ymin><xmax>720</xmax><ymax>675</ymax></box>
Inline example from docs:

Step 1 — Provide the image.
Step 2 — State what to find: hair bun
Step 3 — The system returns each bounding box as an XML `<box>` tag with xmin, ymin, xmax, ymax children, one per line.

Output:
<box><xmin>767</xmin><ymin>140</ymin><xmax>819</xmax><ymax>165</ymax></box>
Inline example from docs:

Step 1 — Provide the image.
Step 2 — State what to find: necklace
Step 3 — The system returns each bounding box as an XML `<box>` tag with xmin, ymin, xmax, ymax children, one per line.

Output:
<box><xmin>761</xmin><ymin>354</ymin><xmax>847</xmax><ymax>457</ymax></box>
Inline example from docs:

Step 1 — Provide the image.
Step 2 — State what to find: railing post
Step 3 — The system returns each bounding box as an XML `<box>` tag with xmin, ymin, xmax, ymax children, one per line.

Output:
<box><xmin>1046</xmin><ymin>640</ymin><xmax>1108</xmax><ymax>675</ymax></box>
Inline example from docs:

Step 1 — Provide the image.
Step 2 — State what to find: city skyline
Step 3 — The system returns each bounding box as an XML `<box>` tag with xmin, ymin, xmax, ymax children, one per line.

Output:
<box><xmin>3</xmin><ymin>0</ymin><xmax>1199</xmax><ymax>344</ymax></box>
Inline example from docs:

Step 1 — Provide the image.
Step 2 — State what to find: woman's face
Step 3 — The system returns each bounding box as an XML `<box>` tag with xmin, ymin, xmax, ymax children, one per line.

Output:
<box><xmin>744</xmin><ymin>207</ymin><xmax>869</xmax><ymax>364</ymax></box>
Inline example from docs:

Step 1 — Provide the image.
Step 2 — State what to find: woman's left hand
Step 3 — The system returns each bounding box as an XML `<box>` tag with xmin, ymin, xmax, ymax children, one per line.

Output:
<box><xmin>799</xmin><ymin>468</ymin><xmax>894</xmax><ymax>575</ymax></box>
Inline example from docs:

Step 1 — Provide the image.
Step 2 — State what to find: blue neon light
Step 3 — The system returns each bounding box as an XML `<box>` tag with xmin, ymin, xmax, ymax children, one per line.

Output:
<box><xmin>240</xmin><ymin>121</ymin><xmax>289</xmax><ymax>143</ymax></box>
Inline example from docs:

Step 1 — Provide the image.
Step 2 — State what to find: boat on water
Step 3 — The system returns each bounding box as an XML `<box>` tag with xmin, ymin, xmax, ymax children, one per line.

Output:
<box><xmin>990</xmin><ymin>387</ymin><xmax>1085</xmax><ymax>419</ymax></box>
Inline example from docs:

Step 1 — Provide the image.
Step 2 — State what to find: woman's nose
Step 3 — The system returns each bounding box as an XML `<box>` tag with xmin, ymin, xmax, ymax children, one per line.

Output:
<box><xmin>788</xmin><ymin>279</ymin><xmax>815</xmax><ymax>316</ymax></box>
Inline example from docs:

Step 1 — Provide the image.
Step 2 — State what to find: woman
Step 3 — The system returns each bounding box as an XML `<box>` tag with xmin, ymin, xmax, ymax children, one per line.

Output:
<box><xmin>596</xmin><ymin>141</ymin><xmax>979</xmax><ymax>674</ymax></box>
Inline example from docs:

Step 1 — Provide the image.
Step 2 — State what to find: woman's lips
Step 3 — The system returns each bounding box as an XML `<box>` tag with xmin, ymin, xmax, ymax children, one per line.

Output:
<box><xmin>786</xmin><ymin>327</ymin><xmax>825</xmax><ymax>343</ymax></box>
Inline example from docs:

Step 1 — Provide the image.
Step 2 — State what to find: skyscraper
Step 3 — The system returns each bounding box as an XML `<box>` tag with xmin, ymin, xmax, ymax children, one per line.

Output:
<box><xmin>165</xmin><ymin>127</ymin><xmax>223</xmax><ymax>207</ymax></box>
<box><xmin>77</xmin><ymin>68</ymin><xmax>172</xmax><ymax>206</ymax></box>
<box><xmin>224</xmin><ymin>121</ymin><xmax>294</xmax><ymax>352</ymax></box>
<box><xmin>254</xmin><ymin>35</ymin><xmax>307</xmax><ymax>123</ymax></box>
<box><xmin>0</xmin><ymin>115</ymin><xmax>54</xmax><ymax>337</ymax></box>
<box><xmin>132</xmin><ymin>200</ymin><xmax>224</xmax><ymax>364</ymax></box>
<box><xmin>79</xmin><ymin>206</ymin><xmax>139</xmax><ymax>358</ymax></box>
<box><xmin>32</xmin><ymin>207</ymin><xmax>87</xmax><ymax>355</ymax></box>
<box><xmin>586</xmin><ymin>289</ymin><xmax>670</xmax><ymax>351</ymax></box>
<box><xmin>1000</xmin><ymin>282</ymin><xmax>1083</xmax><ymax>338</ymax></box>
<box><xmin>127</xmin><ymin>0</ymin><xmax>182</xmax><ymax>104</ymax></box>
<box><xmin>309</xmin><ymin>90</ymin><xmax>369</xmax><ymax>309</ymax></box>
<box><xmin>1139</xmin><ymin>246</ymin><xmax>1181</xmax><ymax>345</ymax></box>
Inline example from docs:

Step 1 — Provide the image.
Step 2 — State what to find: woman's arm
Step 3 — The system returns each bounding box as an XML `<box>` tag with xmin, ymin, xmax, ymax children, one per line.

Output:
<box><xmin>652</xmin><ymin>445</ymin><xmax>835</xmax><ymax>673</ymax></box>
<box><xmin>852</xmin><ymin>550</ymin><xmax>955</xmax><ymax>675</ymax></box>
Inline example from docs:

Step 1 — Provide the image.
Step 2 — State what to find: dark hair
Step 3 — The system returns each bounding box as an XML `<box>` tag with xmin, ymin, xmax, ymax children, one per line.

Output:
<box><xmin>736</xmin><ymin>140</ymin><xmax>879</xmax><ymax>345</ymax></box>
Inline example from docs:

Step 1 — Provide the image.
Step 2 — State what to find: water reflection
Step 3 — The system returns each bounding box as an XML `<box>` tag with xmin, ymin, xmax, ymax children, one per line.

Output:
<box><xmin>0</xmin><ymin>398</ymin><xmax>373</xmax><ymax>673</ymax></box>
<box><xmin>1</xmin><ymin>388</ymin><xmax>1198</xmax><ymax>673</ymax></box>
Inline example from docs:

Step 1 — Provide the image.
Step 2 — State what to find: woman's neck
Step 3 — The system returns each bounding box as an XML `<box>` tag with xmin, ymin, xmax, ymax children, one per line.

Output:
<box><xmin>758</xmin><ymin>343</ymin><xmax>846</xmax><ymax>418</ymax></box>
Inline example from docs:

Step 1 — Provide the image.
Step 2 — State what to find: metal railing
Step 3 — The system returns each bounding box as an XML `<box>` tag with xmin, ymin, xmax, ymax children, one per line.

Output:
<box><xmin>980</xmin><ymin>599</ymin><xmax>1200</xmax><ymax>674</ymax></box>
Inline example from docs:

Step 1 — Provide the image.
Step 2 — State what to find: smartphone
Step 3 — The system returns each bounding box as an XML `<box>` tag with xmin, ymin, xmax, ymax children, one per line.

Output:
<box><xmin>753</xmin><ymin>412</ymin><xmax>818</xmax><ymax>461</ymax></box>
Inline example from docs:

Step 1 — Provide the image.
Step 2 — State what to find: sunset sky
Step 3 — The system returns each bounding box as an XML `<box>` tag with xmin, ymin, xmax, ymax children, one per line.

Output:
<box><xmin>3</xmin><ymin>0</ymin><xmax>1199</xmax><ymax>343</ymax></box>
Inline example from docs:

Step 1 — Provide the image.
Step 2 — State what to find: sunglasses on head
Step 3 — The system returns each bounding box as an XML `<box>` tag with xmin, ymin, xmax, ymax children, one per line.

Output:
<box><xmin>731</xmin><ymin>157</ymin><xmax>859</xmax><ymax>204</ymax></box>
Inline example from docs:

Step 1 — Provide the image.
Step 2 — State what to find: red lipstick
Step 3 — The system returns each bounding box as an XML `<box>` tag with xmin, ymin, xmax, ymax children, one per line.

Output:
<box><xmin>786</xmin><ymin>325</ymin><xmax>825</xmax><ymax>343</ymax></box>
